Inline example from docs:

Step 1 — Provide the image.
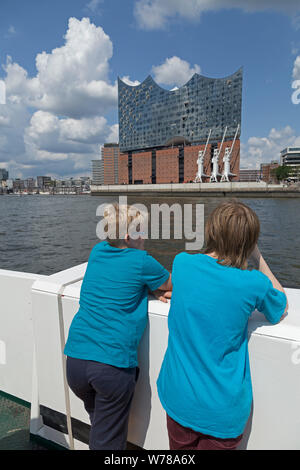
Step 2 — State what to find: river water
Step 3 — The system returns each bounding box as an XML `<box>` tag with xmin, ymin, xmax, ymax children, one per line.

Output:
<box><xmin>0</xmin><ymin>194</ymin><xmax>299</xmax><ymax>288</ymax></box>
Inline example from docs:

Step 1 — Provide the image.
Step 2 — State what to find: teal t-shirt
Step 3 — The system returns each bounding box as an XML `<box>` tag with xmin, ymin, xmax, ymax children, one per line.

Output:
<box><xmin>157</xmin><ymin>252</ymin><xmax>287</xmax><ymax>439</ymax></box>
<box><xmin>64</xmin><ymin>241</ymin><xmax>169</xmax><ymax>368</ymax></box>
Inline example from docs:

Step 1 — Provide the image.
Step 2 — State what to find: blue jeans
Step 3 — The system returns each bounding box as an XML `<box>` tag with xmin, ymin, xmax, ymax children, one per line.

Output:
<box><xmin>66</xmin><ymin>356</ymin><xmax>138</xmax><ymax>450</ymax></box>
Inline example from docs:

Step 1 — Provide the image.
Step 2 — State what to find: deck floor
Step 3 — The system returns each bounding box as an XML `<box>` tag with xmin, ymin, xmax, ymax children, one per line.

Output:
<box><xmin>0</xmin><ymin>395</ymin><xmax>52</xmax><ymax>450</ymax></box>
<box><xmin>0</xmin><ymin>394</ymin><xmax>141</xmax><ymax>450</ymax></box>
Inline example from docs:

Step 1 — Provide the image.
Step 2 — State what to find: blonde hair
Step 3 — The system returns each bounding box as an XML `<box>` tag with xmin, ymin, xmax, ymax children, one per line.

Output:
<box><xmin>103</xmin><ymin>202</ymin><xmax>147</xmax><ymax>247</ymax></box>
<box><xmin>204</xmin><ymin>200</ymin><xmax>260</xmax><ymax>269</ymax></box>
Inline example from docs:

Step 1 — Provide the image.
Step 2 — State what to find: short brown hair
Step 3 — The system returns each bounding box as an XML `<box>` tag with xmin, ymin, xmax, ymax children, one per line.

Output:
<box><xmin>204</xmin><ymin>200</ymin><xmax>260</xmax><ymax>269</ymax></box>
<box><xmin>103</xmin><ymin>202</ymin><xmax>146</xmax><ymax>248</ymax></box>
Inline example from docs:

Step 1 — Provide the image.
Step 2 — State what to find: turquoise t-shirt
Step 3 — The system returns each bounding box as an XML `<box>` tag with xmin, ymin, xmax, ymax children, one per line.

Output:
<box><xmin>157</xmin><ymin>252</ymin><xmax>287</xmax><ymax>439</ymax></box>
<box><xmin>64</xmin><ymin>241</ymin><xmax>169</xmax><ymax>368</ymax></box>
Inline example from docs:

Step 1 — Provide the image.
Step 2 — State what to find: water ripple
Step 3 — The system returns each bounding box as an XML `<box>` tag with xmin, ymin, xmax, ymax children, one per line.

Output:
<box><xmin>0</xmin><ymin>195</ymin><xmax>300</xmax><ymax>286</ymax></box>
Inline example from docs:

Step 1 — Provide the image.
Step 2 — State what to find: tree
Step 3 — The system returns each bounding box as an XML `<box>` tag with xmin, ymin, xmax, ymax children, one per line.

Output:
<box><xmin>273</xmin><ymin>165</ymin><xmax>290</xmax><ymax>181</ymax></box>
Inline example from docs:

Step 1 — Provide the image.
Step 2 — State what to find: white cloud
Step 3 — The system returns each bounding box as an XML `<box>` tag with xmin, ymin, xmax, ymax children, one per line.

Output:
<box><xmin>121</xmin><ymin>75</ymin><xmax>141</xmax><ymax>86</ymax></box>
<box><xmin>3</xmin><ymin>58</ymin><xmax>30</xmax><ymax>102</ymax></box>
<box><xmin>86</xmin><ymin>0</ymin><xmax>104</xmax><ymax>13</ymax></box>
<box><xmin>60</xmin><ymin>116</ymin><xmax>109</xmax><ymax>143</ymax></box>
<box><xmin>31</xmin><ymin>17</ymin><xmax>116</xmax><ymax>118</ymax></box>
<box><xmin>4</xmin><ymin>25</ymin><xmax>17</xmax><ymax>39</ymax></box>
<box><xmin>0</xmin><ymin>98</ymin><xmax>31</xmax><ymax>169</ymax></box>
<box><xmin>134</xmin><ymin>0</ymin><xmax>300</xmax><ymax>30</ymax></box>
<box><xmin>8</xmin><ymin>25</ymin><xmax>16</xmax><ymax>36</ymax></box>
<box><xmin>291</xmin><ymin>42</ymin><xmax>299</xmax><ymax>55</ymax></box>
<box><xmin>152</xmin><ymin>56</ymin><xmax>201</xmax><ymax>87</ymax></box>
<box><xmin>2</xmin><ymin>18</ymin><xmax>117</xmax><ymax>118</ymax></box>
<box><xmin>0</xmin><ymin>17</ymin><xmax>119</xmax><ymax>178</ymax></box>
<box><xmin>293</xmin><ymin>55</ymin><xmax>300</xmax><ymax>80</ymax></box>
<box><xmin>105</xmin><ymin>123</ymin><xmax>119</xmax><ymax>143</ymax></box>
<box><xmin>241</xmin><ymin>126</ymin><xmax>300</xmax><ymax>169</ymax></box>
<box><xmin>292</xmin><ymin>15</ymin><xmax>300</xmax><ymax>30</ymax></box>
<box><xmin>24</xmin><ymin>111</ymin><xmax>115</xmax><ymax>164</ymax></box>
<box><xmin>0</xmin><ymin>116</ymin><xmax>10</xmax><ymax>126</ymax></box>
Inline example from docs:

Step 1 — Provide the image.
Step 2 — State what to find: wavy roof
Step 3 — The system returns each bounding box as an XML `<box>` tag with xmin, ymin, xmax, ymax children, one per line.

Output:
<box><xmin>118</xmin><ymin>67</ymin><xmax>243</xmax><ymax>93</ymax></box>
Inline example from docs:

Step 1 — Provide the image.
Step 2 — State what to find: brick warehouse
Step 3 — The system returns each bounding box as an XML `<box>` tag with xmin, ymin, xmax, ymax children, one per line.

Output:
<box><xmin>118</xmin><ymin>139</ymin><xmax>240</xmax><ymax>185</ymax></box>
<box><xmin>117</xmin><ymin>68</ymin><xmax>243</xmax><ymax>185</ymax></box>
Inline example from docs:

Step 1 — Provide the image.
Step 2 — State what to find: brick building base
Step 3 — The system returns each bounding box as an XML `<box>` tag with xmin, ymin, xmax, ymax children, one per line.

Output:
<box><xmin>132</xmin><ymin>152</ymin><xmax>152</xmax><ymax>184</ymax></box>
<box><xmin>118</xmin><ymin>141</ymin><xmax>240</xmax><ymax>185</ymax></box>
<box><xmin>156</xmin><ymin>148</ymin><xmax>179</xmax><ymax>184</ymax></box>
<box><xmin>119</xmin><ymin>153</ymin><xmax>129</xmax><ymax>184</ymax></box>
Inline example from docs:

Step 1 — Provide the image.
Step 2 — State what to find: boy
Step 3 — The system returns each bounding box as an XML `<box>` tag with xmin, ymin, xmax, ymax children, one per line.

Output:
<box><xmin>65</xmin><ymin>202</ymin><xmax>172</xmax><ymax>450</ymax></box>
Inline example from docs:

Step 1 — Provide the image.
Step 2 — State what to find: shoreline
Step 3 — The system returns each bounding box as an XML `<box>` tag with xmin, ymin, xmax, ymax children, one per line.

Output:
<box><xmin>90</xmin><ymin>182</ymin><xmax>300</xmax><ymax>198</ymax></box>
<box><xmin>0</xmin><ymin>192</ymin><xmax>91</xmax><ymax>196</ymax></box>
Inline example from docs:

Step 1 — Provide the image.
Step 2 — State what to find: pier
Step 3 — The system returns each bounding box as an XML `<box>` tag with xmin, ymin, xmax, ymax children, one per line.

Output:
<box><xmin>90</xmin><ymin>182</ymin><xmax>300</xmax><ymax>198</ymax></box>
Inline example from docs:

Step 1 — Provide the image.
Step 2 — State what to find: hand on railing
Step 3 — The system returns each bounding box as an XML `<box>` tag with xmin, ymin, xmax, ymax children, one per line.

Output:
<box><xmin>151</xmin><ymin>290</ymin><xmax>172</xmax><ymax>303</ymax></box>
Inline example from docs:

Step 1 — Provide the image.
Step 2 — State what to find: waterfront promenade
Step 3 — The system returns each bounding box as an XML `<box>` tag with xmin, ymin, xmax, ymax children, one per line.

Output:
<box><xmin>90</xmin><ymin>181</ymin><xmax>300</xmax><ymax>198</ymax></box>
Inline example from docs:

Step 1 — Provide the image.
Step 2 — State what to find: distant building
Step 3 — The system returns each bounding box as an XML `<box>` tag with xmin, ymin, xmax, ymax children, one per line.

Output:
<box><xmin>92</xmin><ymin>143</ymin><xmax>119</xmax><ymax>185</ymax></box>
<box><xmin>79</xmin><ymin>176</ymin><xmax>91</xmax><ymax>185</ymax></box>
<box><xmin>239</xmin><ymin>169</ymin><xmax>261</xmax><ymax>182</ymax></box>
<box><xmin>54</xmin><ymin>179</ymin><xmax>64</xmax><ymax>188</ymax></box>
<box><xmin>0</xmin><ymin>168</ymin><xmax>9</xmax><ymax>181</ymax></box>
<box><xmin>13</xmin><ymin>179</ymin><xmax>25</xmax><ymax>191</ymax></box>
<box><xmin>92</xmin><ymin>159</ymin><xmax>104</xmax><ymax>185</ymax></box>
<box><xmin>118</xmin><ymin>68</ymin><xmax>242</xmax><ymax>184</ymax></box>
<box><xmin>260</xmin><ymin>161</ymin><xmax>279</xmax><ymax>183</ymax></box>
<box><xmin>56</xmin><ymin>177</ymin><xmax>84</xmax><ymax>193</ymax></box>
<box><xmin>5</xmin><ymin>179</ymin><xmax>13</xmax><ymax>190</ymax></box>
<box><xmin>24</xmin><ymin>178</ymin><xmax>36</xmax><ymax>191</ymax></box>
<box><xmin>37</xmin><ymin>176</ymin><xmax>52</xmax><ymax>189</ymax></box>
<box><xmin>280</xmin><ymin>147</ymin><xmax>300</xmax><ymax>166</ymax></box>
<box><xmin>102</xmin><ymin>143</ymin><xmax>119</xmax><ymax>184</ymax></box>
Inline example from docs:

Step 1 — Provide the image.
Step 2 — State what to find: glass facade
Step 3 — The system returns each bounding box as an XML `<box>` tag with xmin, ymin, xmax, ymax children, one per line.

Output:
<box><xmin>0</xmin><ymin>168</ymin><xmax>9</xmax><ymax>181</ymax></box>
<box><xmin>118</xmin><ymin>68</ymin><xmax>243</xmax><ymax>152</ymax></box>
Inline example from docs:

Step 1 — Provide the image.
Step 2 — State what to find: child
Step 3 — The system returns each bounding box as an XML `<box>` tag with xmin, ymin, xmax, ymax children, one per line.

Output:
<box><xmin>64</xmin><ymin>203</ymin><xmax>172</xmax><ymax>450</ymax></box>
<box><xmin>157</xmin><ymin>200</ymin><xmax>288</xmax><ymax>450</ymax></box>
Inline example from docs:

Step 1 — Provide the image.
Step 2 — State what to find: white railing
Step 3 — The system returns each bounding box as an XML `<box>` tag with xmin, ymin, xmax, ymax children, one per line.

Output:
<box><xmin>0</xmin><ymin>269</ymin><xmax>46</xmax><ymax>403</ymax></box>
<box><xmin>0</xmin><ymin>265</ymin><xmax>300</xmax><ymax>450</ymax></box>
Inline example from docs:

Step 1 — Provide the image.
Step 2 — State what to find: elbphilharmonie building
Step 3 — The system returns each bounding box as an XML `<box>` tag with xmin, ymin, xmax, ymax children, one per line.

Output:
<box><xmin>117</xmin><ymin>68</ymin><xmax>243</xmax><ymax>184</ymax></box>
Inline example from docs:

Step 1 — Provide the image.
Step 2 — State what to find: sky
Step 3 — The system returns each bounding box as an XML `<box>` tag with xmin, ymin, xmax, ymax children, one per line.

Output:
<box><xmin>1</xmin><ymin>0</ymin><xmax>300</xmax><ymax>179</ymax></box>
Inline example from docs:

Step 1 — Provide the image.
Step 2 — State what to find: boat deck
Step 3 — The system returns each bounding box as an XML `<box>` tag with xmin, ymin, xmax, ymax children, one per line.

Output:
<box><xmin>0</xmin><ymin>393</ymin><xmax>50</xmax><ymax>450</ymax></box>
<box><xmin>1</xmin><ymin>267</ymin><xmax>300</xmax><ymax>450</ymax></box>
<box><xmin>0</xmin><ymin>393</ymin><xmax>139</xmax><ymax>450</ymax></box>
